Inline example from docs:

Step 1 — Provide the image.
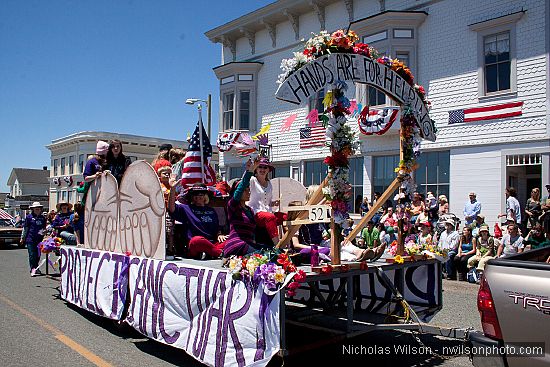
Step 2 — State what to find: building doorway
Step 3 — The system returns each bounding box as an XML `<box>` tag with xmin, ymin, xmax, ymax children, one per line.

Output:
<box><xmin>506</xmin><ymin>153</ymin><xmax>542</xmax><ymax>219</ymax></box>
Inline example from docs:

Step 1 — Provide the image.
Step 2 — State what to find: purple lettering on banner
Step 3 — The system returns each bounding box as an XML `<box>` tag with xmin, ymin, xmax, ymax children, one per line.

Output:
<box><xmin>200</xmin><ymin>271</ymin><xmax>225</xmax><ymax>361</ymax></box>
<box><xmin>149</xmin><ymin>259</ymin><xmax>163</xmax><ymax>339</ymax></box>
<box><xmin>109</xmin><ymin>253</ymin><xmax>127</xmax><ymax>319</ymax></box>
<box><xmin>178</xmin><ymin>267</ymin><xmax>199</xmax><ymax>349</ymax></box>
<box><xmin>127</xmin><ymin>257</ymin><xmax>147</xmax><ymax>327</ymax></box>
<box><xmin>60</xmin><ymin>248</ymin><xmax>68</xmax><ymax>297</ymax></box>
<box><xmin>85</xmin><ymin>250</ymin><xmax>100</xmax><ymax>312</ymax></box>
<box><xmin>157</xmin><ymin>263</ymin><xmax>179</xmax><ymax>344</ymax></box>
<box><xmin>193</xmin><ymin>269</ymin><xmax>212</xmax><ymax>358</ymax></box>
<box><xmin>73</xmin><ymin>250</ymin><xmax>82</xmax><ymax>306</ymax></box>
<box><xmin>65</xmin><ymin>248</ymin><xmax>75</xmax><ymax>300</ymax></box>
<box><xmin>217</xmin><ymin>283</ymin><xmax>253</xmax><ymax>367</ymax></box>
<box><xmin>94</xmin><ymin>252</ymin><xmax>111</xmax><ymax>316</ymax></box>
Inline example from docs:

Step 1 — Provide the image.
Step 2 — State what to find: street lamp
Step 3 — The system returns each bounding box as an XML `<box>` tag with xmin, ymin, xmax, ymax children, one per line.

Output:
<box><xmin>185</xmin><ymin>94</ymin><xmax>212</xmax><ymax>138</ymax></box>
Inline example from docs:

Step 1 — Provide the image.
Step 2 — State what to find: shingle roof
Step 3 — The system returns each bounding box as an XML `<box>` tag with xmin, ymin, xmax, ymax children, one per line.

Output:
<box><xmin>10</xmin><ymin>168</ymin><xmax>50</xmax><ymax>184</ymax></box>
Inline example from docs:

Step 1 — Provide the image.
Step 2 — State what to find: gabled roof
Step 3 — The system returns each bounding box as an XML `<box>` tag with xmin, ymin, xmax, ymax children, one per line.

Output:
<box><xmin>7</xmin><ymin>168</ymin><xmax>50</xmax><ymax>186</ymax></box>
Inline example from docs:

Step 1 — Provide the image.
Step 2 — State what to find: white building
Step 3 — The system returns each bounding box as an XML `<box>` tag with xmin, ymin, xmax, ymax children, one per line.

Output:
<box><xmin>206</xmin><ymin>0</ymin><xmax>550</xmax><ymax>228</ymax></box>
<box><xmin>5</xmin><ymin>167</ymin><xmax>50</xmax><ymax>217</ymax></box>
<box><xmin>46</xmin><ymin>131</ymin><xmax>199</xmax><ymax>210</ymax></box>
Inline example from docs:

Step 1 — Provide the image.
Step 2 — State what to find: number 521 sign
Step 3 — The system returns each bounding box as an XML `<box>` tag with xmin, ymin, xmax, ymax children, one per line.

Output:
<box><xmin>308</xmin><ymin>205</ymin><xmax>331</xmax><ymax>223</ymax></box>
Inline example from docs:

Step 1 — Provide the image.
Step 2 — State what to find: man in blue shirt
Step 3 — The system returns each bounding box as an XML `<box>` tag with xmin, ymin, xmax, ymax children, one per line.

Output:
<box><xmin>463</xmin><ymin>192</ymin><xmax>482</xmax><ymax>225</ymax></box>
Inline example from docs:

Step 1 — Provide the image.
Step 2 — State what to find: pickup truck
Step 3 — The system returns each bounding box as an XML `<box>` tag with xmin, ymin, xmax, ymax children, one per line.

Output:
<box><xmin>469</xmin><ymin>246</ymin><xmax>550</xmax><ymax>367</ymax></box>
<box><xmin>0</xmin><ymin>218</ymin><xmax>23</xmax><ymax>248</ymax></box>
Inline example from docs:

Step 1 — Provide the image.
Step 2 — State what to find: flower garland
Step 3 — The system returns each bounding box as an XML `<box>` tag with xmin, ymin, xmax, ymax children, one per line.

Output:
<box><xmin>227</xmin><ymin>252</ymin><xmax>306</xmax><ymax>297</ymax></box>
<box><xmin>388</xmin><ymin>239</ymin><xmax>448</xmax><ymax>260</ymax></box>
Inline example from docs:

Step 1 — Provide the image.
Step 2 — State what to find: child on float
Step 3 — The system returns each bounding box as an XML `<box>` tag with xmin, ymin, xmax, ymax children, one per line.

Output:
<box><xmin>247</xmin><ymin>156</ymin><xmax>284</xmax><ymax>246</ymax></box>
<box><xmin>223</xmin><ymin>157</ymin><xmax>273</xmax><ymax>257</ymax></box>
<box><xmin>83</xmin><ymin>141</ymin><xmax>109</xmax><ymax>182</ymax></box>
<box><xmin>157</xmin><ymin>166</ymin><xmax>176</xmax><ymax>258</ymax></box>
<box><xmin>106</xmin><ymin>139</ymin><xmax>131</xmax><ymax>184</ymax></box>
<box><xmin>284</xmin><ymin>200</ymin><xmax>330</xmax><ymax>263</ymax></box>
<box><xmin>167</xmin><ymin>179</ymin><xmax>226</xmax><ymax>260</ymax></box>
<box><xmin>20</xmin><ymin>202</ymin><xmax>47</xmax><ymax>276</ymax></box>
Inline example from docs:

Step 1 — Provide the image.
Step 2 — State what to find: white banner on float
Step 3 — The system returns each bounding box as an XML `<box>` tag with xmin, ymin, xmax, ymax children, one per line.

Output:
<box><xmin>126</xmin><ymin>257</ymin><xmax>281</xmax><ymax>367</ymax></box>
<box><xmin>60</xmin><ymin>246</ymin><xmax>129</xmax><ymax>320</ymax></box>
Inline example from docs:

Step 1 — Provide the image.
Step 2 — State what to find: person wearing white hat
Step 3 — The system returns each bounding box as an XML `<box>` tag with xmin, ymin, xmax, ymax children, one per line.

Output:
<box><xmin>20</xmin><ymin>202</ymin><xmax>46</xmax><ymax>276</ymax></box>
<box><xmin>437</xmin><ymin>218</ymin><xmax>459</xmax><ymax>279</ymax></box>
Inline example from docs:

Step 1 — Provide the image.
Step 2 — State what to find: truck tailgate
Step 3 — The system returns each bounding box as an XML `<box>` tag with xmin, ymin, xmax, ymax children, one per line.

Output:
<box><xmin>484</xmin><ymin>257</ymin><xmax>550</xmax><ymax>367</ymax></box>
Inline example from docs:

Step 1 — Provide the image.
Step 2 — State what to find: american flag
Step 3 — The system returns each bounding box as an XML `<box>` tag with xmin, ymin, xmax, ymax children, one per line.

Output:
<box><xmin>299</xmin><ymin>123</ymin><xmax>326</xmax><ymax>148</ymax></box>
<box><xmin>0</xmin><ymin>208</ymin><xmax>13</xmax><ymax>220</ymax></box>
<box><xmin>449</xmin><ymin>101</ymin><xmax>523</xmax><ymax>124</ymax></box>
<box><xmin>180</xmin><ymin>119</ymin><xmax>217</xmax><ymax>187</ymax></box>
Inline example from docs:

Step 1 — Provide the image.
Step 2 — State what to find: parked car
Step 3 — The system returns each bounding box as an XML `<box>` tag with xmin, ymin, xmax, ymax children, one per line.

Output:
<box><xmin>469</xmin><ymin>246</ymin><xmax>550</xmax><ymax>367</ymax></box>
<box><xmin>0</xmin><ymin>218</ymin><xmax>23</xmax><ymax>248</ymax></box>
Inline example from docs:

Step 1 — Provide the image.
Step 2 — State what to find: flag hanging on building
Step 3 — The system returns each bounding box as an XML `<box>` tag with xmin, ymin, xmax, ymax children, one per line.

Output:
<box><xmin>448</xmin><ymin>101</ymin><xmax>523</xmax><ymax>124</ymax></box>
<box><xmin>358</xmin><ymin>106</ymin><xmax>399</xmax><ymax>136</ymax></box>
<box><xmin>181</xmin><ymin>119</ymin><xmax>216</xmax><ymax>187</ymax></box>
<box><xmin>299</xmin><ymin>123</ymin><xmax>326</xmax><ymax>149</ymax></box>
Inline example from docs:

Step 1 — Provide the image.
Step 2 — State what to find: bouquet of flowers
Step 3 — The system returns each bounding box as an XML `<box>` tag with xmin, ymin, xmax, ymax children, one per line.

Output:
<box><xmin>227</xmin><ymin>252</ymin><xmax>306</xmax><ymax>297</ymax></box>
<box><xmin>38</xmin><ymin>237</ymin><xmax>64</xmax><ymax>254</ymax></box>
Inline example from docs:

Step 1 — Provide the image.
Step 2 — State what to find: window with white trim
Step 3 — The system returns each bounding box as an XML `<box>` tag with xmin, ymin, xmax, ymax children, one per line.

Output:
<box><xmin>222</xmin><ymin>92</ymin><xmax>235</xmax><ymax>130</ymax></box>
<box><xmin>239</xmin><ymin>91</ymin><xmax>250</xmax><ymax>130</ymax></box>
<box><xmin>484</xmin><ymin>32</ymin><xmax>510</xmax><ymax>93</ymax></box>
<box><xmin>53</xmin><ymin>159</ymin><xmax>58</xmax><ymax>176</ymax></box>
<box><xmin>78</xmin><ymin>154</ymin><xmax>85</xmax><ymax>173</ymax></box>
<box><xmin>69</xmin><ymin>156</ymin><xmax>74</xmax><ymax>175</ymax></box>
<box><xmin>60</xmin><ymin>157</ymin><xmax>66</xmax><ymax>175</ymax></box>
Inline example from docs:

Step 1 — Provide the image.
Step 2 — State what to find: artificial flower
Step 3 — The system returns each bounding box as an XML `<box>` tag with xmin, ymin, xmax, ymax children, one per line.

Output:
<box><xmin>394</xmin><ymin>255</ymin><xmax>404</xmax><ymax>264</ymax></box>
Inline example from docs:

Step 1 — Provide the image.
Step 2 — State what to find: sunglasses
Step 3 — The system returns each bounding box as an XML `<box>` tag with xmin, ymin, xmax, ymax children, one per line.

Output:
<box><xmin>193</xmin><ymin>192</ymin><xmax>207</xmax><ymax>196</ymax></box>
<box><xmin>258</xmin><ymin>165</ymin><xmax>269</xmax><ymax>169</ymax></box>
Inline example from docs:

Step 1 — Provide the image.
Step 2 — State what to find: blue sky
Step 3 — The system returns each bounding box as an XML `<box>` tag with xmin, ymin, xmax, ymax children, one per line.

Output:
<box><xmin>0</xmin><ymin>0</ymin><xmax>272</xmax><ymax>191</ymax></box>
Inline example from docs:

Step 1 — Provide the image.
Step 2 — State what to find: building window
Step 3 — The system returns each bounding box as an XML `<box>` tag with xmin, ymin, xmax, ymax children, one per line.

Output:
<box><xmin>308</xmin><ymin>88</ymin><xmax>325</xmax><ymax>112</ymax></box>
<box><xmin>53</xmin><ymin>159</ymin><xmax>58</xmax><ymax>176</ymax></box>
<box><xmin>273</xmin><ymin>165</ymin><xmax>290</xmax><ymax>178</ymax></box>
<box><xmin>304</xmin><ymin>160</ymin><xmax>328</xmax><ymax>187</ymax></box>
<box><xmin>239</xmin><ymin>91</ymin><xmax>250</xmax><ymax>130</ymax></box>
<box><xmin>395</xmin><ymin>51</ymin><xmax>410</xmax><ymax>68</ymax></box>
<box><xmin>238</xmin><ymin>74</ymin><xmax>253</xmax><ymax>81</ymax></box>
<box><xmin>228</xmin><ymin>166</ymin><xmax>244</xmax><ymax>180</ymax></box>
<box><xmin>363</xmin><ymin>30</ymin><xmax>387</xmax><ymax>44</ymax></box>
<box><xmin>69</xmin><ymin>156</ymin><xmax>74</xmax><ymax>175</ymax></box>
<box><xmin>79</xmin><ymin>154</ymin><xmax>85</xmax><ymax>173</ymax></box>
<box><xmin>221</xmin><ymin>76</ymin><xmax>235</xmax><ymax>84</ymax></box>
<box><xmin>415</xmin><ymin>151</ymin><xmax>450</xmax><ymax>200</ymax></box>
<box><xmin>348</xmin><ymin>157</ymin><xmax>364</xmax><ymax>213</ymax></box>
<box><xmin>368</xmin><ymin>87</ymin><xmax>386</xmax><ymax>106</ymax></box>
<box><xmin>393</xmin><ymin>29</ymin><xmax>413</xmax><ymax>39</ymax></box>
<box><xmin>223</xmin><ymin>93</ymin><xmax>235</xmax><ymax>130</ymax></box>
<box><xmin>60</xmin><ymin>157</ymin><xmax>66</xmax><ymax>175</ymax></box>
<box><xmin>61</xmin><ymin>190</ymin><xmax>67</xmax><ymax>202</ymax></box>
<box><xmin>373</xmin><ymin>155</ymin><xmax>399</xmax><ymax>199</ymax></box>
<box><xmin>68</xmin><ymin>190</ymin><xmax>73</xmax><ymax>204</ymax></box>
<box><xmin>484</xmin><ymin>32</ymin><xmax>510</xmax><ymax>93</ymax></box>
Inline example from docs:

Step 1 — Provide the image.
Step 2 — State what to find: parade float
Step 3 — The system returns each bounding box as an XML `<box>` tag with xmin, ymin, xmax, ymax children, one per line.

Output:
<box><xmin>57</xmin><ymin>29</ymin><xmax>461</xmax><ymax>367</ymax></box>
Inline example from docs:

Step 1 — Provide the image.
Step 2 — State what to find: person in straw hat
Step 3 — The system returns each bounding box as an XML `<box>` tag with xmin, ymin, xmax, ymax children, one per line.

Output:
<box><xmin>467</xmin><ymin>224</ymin><xmax>498</xmax><ymax>276</ymax></box>
<box><xmin>52</xmin><ymin>202</ymin><xmax>77</xmax><ymax>245</ymax></box>
<box><xmin>20</xmin><ymin>202</ymin><xmax>46</xmax><ymax>276</ymax></box>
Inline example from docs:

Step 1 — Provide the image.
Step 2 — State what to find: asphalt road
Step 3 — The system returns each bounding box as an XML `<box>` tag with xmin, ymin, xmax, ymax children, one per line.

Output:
<box><xmin>0</xmin><ymin>246</ymin><xmax>480</xmax><ymax>367</ymax></box>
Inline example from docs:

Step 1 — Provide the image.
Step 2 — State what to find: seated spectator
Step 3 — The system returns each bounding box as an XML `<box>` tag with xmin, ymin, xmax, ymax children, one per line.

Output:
<box><xmin>497</xmin><ymin>223</ymin><xmax>524</xmax><ymax>258</ymax></box>
<box><xmin>438</xmin><ymin>219</ymin><xmax>459</xmax><ymax>279</ymax></box>
<box><xmin>468</xmin><ymin>225</ymin><xmax>498</xmax><ymax>274</ymax></box>
<box><xmin>380</xmin><ymin>226</ymin><xmax>397</xmax><ymax>246</ymax></box>
<box><xmin>360</xmin><ymin>196</ymin><xmax>370</xmax><ymax>216</ymax></box>
<box><xmin>417</xmin><ymin>222</ymin><xmax>433</xmax><ymax>246</ymax></box>
<box><xmin>52</xmin><ymin>202</ymin><xmax>77</xmax><ymax>245</ymax></box>
<box><xmin>522</xmin><ymin>224</ymin><xmax>550</xmax><ymax>250</ymax></box>
<box><xmin>223</xmin><ymin>158</ymin><xmax>272</xmax><ymax>257</ymax></box>
<box><xmin>438</xmin><ymin>195</ymin><xmax>449</xmax><ymax>216</ymax></box>
<box><xmin>453</xmin><ymin>226</ymin><xmax>477</xmax><ymax>281</ymax></box>
<box><xmin>415</xmin><ymin>207</ymin><xmax>430</xmax><ymax>226</ymax></box>
<box><xmin>381</xmin><ymin>206</ymin><xmax>397</xmax><ymax>227</ymax></box>
<box><xmin>359</xmin><ymin>220</ymin><xmax>380</xmax><ymax>248</ymax></box>
<box><xmin>410</xmin><ymin>192</ymin><xmax>425</xmax><ymax>224</ymax></box>
<box><xmin>168</xmin><ymin>182</ymin><xmax>226</xmax><ymax>259</ymax></box>
<box><xmin>472</xmin><ymin>214</ymin><xmax>485</xmax><ymax>238</ymax></box>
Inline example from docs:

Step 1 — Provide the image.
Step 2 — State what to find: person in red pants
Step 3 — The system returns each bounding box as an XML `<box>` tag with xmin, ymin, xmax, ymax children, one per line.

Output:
<box><xmin>248</xmin><ymin>157</ymin><xmax>285</xmax><ymax>246</ymax></box>
<box><xmin>167</xmin><ymin>181</ymin><xmax>227</xmax><ymax>259</ymax></box>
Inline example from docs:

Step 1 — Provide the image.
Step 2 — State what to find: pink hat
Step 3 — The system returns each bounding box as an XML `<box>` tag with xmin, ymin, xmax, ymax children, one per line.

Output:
<box><xmin>96</xmin><ymin>140</ymin><xmax>109</xmax><ymax>155</ymax></box>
